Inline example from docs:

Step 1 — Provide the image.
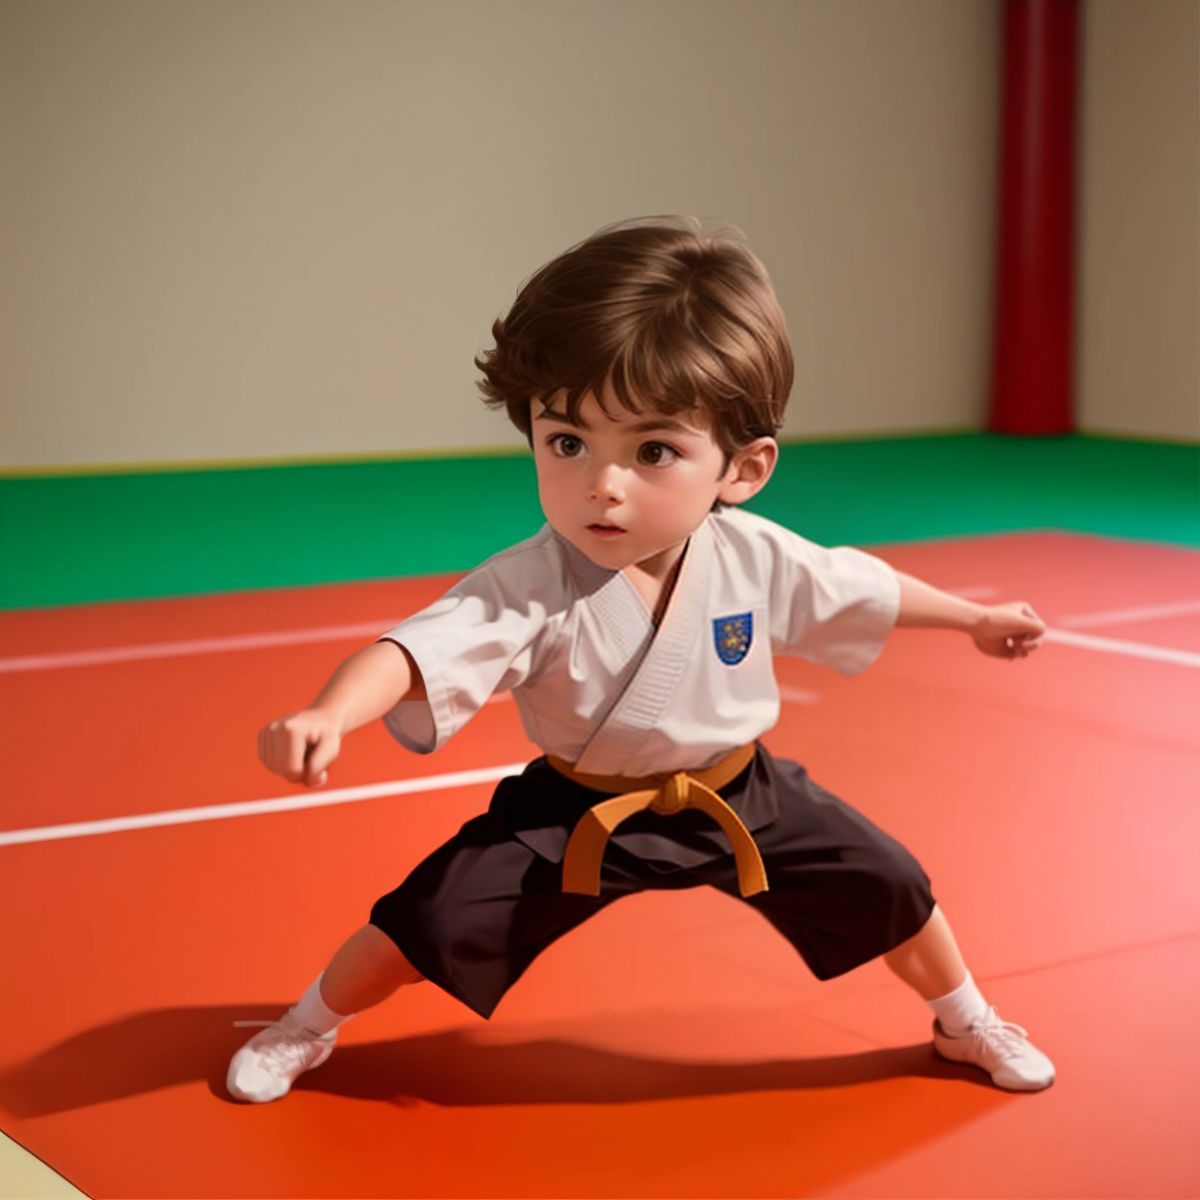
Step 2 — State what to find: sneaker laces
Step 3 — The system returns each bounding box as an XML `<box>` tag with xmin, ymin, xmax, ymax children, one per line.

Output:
<box><xmin>967</xmin><ymin>1007</ymin><xmax>1030</xmax><ymax>1060</ymax></box>
<box><xmin>231</xmin><ymin>1013</ymin><xmax>327</xmax><ymax>1069</ymax></box>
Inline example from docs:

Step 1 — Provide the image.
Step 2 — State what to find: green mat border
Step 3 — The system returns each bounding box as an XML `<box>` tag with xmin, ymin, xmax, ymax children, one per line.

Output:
<box><xmin>1</xmin><ymin>431</ymin><xmax>1196</xmax><ymax>611</ymax></box>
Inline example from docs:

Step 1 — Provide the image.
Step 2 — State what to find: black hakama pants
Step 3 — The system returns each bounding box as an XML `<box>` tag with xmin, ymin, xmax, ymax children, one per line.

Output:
<box><xmin>369</xmin><ymin>742</ymin><xmax>937</xmax><ymax>1019</ymax></box>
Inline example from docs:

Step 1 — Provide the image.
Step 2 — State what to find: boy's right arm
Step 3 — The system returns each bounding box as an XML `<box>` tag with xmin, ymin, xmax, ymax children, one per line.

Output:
<box><xmin>258</xmin><ymin>639</ymin><xmax>425</xmax><ymax>787</ymax></box>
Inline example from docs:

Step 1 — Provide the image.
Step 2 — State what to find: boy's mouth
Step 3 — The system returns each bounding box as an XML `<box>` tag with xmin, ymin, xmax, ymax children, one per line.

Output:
<box><xmin>587</xmin><ymin>522</ymin><xmax>626</xmax><ymax>538</ymax></box>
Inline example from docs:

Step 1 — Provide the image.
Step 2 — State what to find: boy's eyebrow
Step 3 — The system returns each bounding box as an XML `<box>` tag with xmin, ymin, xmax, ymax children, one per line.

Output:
<box><xmin>534</xmin><ymin>408</ymin><xmax>704</xmax><ymax>437</ymax></box>
<box><xmin>627</xmin><ymin>416</ymin><xmax>705</xmax><ymax>436</ymax></box>
<box><xmin>534</xmin><ymin>408</ymin><xmax>592</xmax><ymax>430</ymax></box>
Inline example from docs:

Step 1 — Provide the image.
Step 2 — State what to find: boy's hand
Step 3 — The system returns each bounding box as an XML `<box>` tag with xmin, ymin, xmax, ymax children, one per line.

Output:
<box><xmin>258</xmin><ymin>708</ymin><xmax>343</xmax><ymax>786</ymax></box>
<box><xmin>971</xmin><ymin>602</ymin><xmax>1046</xmax><ymax>660</ymax></box>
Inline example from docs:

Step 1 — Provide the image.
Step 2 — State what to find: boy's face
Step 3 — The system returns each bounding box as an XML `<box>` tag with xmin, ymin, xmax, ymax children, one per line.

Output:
<box><xmin>530</xmin><ymin>384</ymin><xmax>772</xmax><ymax>574</ymax></box>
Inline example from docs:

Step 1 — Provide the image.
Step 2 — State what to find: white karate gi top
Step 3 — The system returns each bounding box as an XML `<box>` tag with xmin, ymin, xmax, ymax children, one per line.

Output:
<box><xmin>380</xmin><ymin>507</ymin><xmax>899</xmax><ymax>777</ymax></box>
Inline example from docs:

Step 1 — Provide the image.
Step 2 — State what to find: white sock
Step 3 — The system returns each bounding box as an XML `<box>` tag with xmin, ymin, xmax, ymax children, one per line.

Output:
<box><xmin>290</xmin><ymin>972</ymin><xmax>355</xmax><ymax>1037</ymax></box>
<box><xmin>927</xmin><ymin>970</ymin><xmax>989</xmax><ymax>1036</ymax></box>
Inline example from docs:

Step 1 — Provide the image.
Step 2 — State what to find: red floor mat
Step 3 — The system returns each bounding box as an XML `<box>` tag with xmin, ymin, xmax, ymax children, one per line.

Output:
<box><xmin>1</xmin><ymin>532</ymin><xmax>1198</xmax><ymax>1198</ymax></box>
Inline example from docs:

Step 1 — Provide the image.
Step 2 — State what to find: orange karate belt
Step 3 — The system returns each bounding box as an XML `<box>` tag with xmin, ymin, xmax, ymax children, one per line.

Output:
<box><xmin>546</xmin><ymin>742</ymin><xmax>768</xmax><ymax>898</ymax></box>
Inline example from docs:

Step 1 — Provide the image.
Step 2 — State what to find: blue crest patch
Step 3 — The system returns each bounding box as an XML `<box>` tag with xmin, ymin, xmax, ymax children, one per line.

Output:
<box><xmin>713</xmin><ymin>612</ymin><xmax>753</xmax><ymax>665</ymax></box>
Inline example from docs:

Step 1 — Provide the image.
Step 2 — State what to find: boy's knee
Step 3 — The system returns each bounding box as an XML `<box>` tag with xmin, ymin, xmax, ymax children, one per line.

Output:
<box><xmin>362</xmin><ymin>918</ymin><xmax>426</xmax><ymax>983</ymax></box>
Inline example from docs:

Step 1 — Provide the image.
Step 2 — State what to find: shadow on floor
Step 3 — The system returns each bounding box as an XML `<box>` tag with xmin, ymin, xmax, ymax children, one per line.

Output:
<box><xmin>0</xmin><ymin>1002</ymin><xmax>1004</xmax><ymax>1116</ymax></box>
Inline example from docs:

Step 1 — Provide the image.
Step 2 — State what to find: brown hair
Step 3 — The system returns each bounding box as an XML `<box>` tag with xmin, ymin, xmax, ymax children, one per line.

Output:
<box><xmin>474</xmin><ymin>215</ymin><xmax>794</xmax><ymax>458</ymax></box>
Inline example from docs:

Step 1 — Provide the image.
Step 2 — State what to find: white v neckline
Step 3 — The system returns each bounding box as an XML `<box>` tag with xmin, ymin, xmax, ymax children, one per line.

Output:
<box><xmin>572</xmin><ymin>519</ymin><xmax>715</xmax><ymax>774</ymax></box>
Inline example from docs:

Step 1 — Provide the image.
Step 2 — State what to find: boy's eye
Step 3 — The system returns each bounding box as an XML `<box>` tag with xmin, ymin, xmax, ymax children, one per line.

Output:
<box><xmin>549</xmin><ymin>433</ymin><xmax>585</xmax><ymax>458</ymax></box>
<box><xmin>637</xmin><ymin>441</ymin><xmax>679</xmax><ymax>467</ymax></box>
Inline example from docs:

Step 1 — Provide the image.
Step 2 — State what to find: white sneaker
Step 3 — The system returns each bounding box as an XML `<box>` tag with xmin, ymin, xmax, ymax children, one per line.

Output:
<box><xmin>227</xmin><ymin>1010</ymin><xmax>338</xmax><ymax>1103</ymax></box>
<box><xmin>933</xmin><ymin>1006</ymin><xmax>1055</xmax><ymax>1091</ymax></box>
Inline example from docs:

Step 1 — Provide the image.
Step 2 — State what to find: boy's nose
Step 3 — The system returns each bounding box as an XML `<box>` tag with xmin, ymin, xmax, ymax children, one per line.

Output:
<box><xmin>587</xmin><ymin>463</ymin><xmax>626</xmax><ymax>504</ymax></box>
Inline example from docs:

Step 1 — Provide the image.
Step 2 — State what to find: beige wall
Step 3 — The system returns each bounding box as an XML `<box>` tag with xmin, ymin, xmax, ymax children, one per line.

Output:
<box><xmin>1077</xmin><ymin>0</ymin><xmax>1200</xmax><ymax>442</ymax></box>
<box><xmin>1</xmin><ymin>0</ymin><xmax>1195</xmax><ymax>470</ymax></box>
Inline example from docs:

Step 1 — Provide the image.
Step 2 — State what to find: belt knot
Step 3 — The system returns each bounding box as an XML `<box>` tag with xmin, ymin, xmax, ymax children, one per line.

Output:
<box><xmin>652</xmin><ymin>771</ymin><xmax>691</xmax><ymax>815</ymax></box>
<box><xmin>545</xmin><ymin>744</ymin><xmax>768</xmax><ymax>899</ymax></box>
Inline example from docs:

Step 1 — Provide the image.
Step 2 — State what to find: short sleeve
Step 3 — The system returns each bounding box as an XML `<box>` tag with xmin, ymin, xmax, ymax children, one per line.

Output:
<box><xmin>378</xmin><ymin>545</ymin><xmax>558</xmax><ymax>754</ymax></box>
<box><xmin>763</xmin><ymin>524</ymin><xmax>900</xmax><ymax>675</ymax></box>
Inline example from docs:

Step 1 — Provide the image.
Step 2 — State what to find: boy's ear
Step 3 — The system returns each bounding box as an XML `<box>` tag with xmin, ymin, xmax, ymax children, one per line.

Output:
<box><xmin>716</xmin><ymin>437</ymin><xmax>778</xmax><ymax>505</ymax></box>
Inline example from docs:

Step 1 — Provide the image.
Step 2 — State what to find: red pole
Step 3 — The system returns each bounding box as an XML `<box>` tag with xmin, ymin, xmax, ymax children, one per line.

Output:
<box><xmin>988</xmin><ymin>0</ymin><xmax>1079</xmax><ymax>435</ymax></box>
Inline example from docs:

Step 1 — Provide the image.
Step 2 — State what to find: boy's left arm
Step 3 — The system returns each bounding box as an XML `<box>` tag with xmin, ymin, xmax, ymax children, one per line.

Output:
<box><xmin>894</xmin><ymin>571</ymin><xmax>1045</xmax><ymax>660</ymax></box>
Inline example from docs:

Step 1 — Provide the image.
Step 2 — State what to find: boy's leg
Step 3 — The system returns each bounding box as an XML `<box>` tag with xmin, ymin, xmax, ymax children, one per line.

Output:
<box><xmin>320</xmin><ymin>923</ymin><xmax>425</xmax><ymax>1016</ymax></box>
<box><xmin>884</xmin><ymin>905</ymin><xmax>1055</xmax><ymax>1089</ymax></box>
<box><xmin>701</xmin><ymin>750</ymin><xmax>1054</xmax><ymax>1089</ymax></box>
<box><xmin>228</xmin><ymin>925</ymin><xmax>417</xmax><ymax>1103</ymax></box>
<box><xmin>881</xmin><ymin>903</ymin><xmax>968</xmax><ymax>999</ymax></box>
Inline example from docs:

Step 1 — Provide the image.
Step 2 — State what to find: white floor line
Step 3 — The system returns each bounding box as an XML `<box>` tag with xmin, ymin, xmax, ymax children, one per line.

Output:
<box><xmin>0</xmin><ymin>620</ymin><xmax>399</xmax><ymax>674</ymax></box>
<box><xmin>1042</xmin><ymin>628</ymin><xmax>1200</xmax><ymax>668</ymax></box>
<box><xmin>0</xmin><ymin>763</ymin><xmax>529</xmax><ymax>847</ymax></box>
<box><xmin>2</xmin><ymin>685</ymin><xmax>816</xmax><ymax>847</ymax></box>
<box><xmin>1056</xmin><ymin>597</ymin><xmax>1200</xmax><ymax>629</ymax></box>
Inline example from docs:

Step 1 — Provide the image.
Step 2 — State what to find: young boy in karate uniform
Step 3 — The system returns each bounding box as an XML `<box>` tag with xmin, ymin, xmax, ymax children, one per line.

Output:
<box><xmin>229</xmin><ymin>216</ymin><xmax>1055</xmax><ymax>1102</ymax></box>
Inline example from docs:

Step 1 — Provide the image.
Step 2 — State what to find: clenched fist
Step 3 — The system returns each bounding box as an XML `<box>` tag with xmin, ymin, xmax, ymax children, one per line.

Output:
<box><xmin>258</xmin><ymin>709</ymin><xmax>343</xmax><ymax>786</ymax></box>
<box><xmin>971</xmin><ymin>602</ymin><xmax>1046</xmax><ymax>660</ymax></box>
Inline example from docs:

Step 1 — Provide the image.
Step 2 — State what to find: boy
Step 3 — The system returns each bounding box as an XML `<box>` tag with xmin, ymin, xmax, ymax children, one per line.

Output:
<box><xmin>228</xmin><ymin>216</ymin><xmax>1054</xmax><ymax>1103</ymax></box>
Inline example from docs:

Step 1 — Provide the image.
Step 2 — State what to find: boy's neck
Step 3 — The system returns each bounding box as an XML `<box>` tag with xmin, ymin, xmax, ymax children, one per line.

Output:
<box><xmin>623</xmin><ymin>536</ymin><xmax>690</xmax><ymax>627</ymax></box>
